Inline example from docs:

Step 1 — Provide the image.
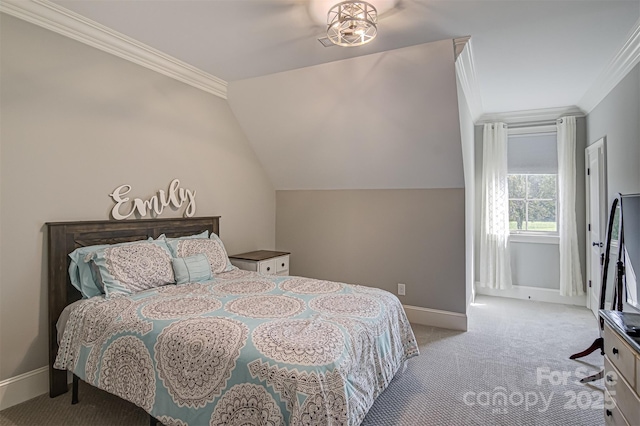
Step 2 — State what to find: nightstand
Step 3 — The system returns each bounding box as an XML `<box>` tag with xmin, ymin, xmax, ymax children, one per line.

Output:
<box><xmin>228</xmin><ymin>250</ymin><xmax>290</xmax><ymax>276</ymax></box>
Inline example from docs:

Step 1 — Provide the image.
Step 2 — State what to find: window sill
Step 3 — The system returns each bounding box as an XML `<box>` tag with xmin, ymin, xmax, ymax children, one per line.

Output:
<box><xmin>509</xmin><ymin>234</ymin><xmax>559</xmax><ymax>245</ymax></box>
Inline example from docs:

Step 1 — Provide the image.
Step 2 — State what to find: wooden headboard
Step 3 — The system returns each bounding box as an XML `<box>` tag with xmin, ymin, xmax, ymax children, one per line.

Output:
<box><xmin>45</xmin><ymin>216</ymin><xmax>220</xmax><ymax>397</ymax></box>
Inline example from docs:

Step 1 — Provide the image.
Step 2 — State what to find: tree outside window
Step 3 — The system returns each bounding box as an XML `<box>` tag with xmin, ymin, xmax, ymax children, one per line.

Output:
<box><xmin>508</xmin><ymin>174</ymin><xmax>557</xmax><ymax>233</ymax></box>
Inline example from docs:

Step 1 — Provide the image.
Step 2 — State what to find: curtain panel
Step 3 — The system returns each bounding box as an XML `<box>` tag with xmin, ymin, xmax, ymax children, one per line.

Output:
<box><xmin>480</xmin><ymin>122</ymin><xmax>513</xmax><ymax>290</ymax></box>
<box><xmin>557</xmin><ymin>116</ymin><xmax>584</xmax><ymax>296</ymax></box>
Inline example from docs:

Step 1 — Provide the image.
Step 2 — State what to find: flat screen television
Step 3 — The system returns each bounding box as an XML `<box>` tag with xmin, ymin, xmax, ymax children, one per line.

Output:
<box><xmin>620</xmin><ymin>194</ymin><xmax>640</xmax><ymax>312</ymax></box>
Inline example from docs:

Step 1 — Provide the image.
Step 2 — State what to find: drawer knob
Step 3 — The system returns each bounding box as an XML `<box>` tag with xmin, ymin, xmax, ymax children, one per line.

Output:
<box><xmin>281</xmin><ymin>263</ymin><xmax>285</xmax><ymax>267</ymax></box>
<box><xmin>266</xmin><ymin>267</ymin><xmax>271</xmax><ymax>272</ymax></box>
<box><xmin>606</xmin><ymin>409</ymin><xmax>612</xmax><ymax>417</ymax></box>
<box><xmin>612</xmin><ymin>347</ymin><xmax>619</xmax><ymax>355</ymax></box>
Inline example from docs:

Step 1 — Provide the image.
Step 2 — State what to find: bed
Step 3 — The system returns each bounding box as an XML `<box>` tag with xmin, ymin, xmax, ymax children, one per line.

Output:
<box><xmin>47</xmin><ymin>217</ymin><xmax>419</xmax><ymax>425</ymax></box>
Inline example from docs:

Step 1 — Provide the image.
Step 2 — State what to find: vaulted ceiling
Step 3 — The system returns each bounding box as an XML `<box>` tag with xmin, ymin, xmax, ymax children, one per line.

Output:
<box><xmin>2</xmin><ymin>0</ymin><xmax>639</xmax><ymax>190</ymax></box>
<box><xmin>49</xmin><ymin>0</ymin><xmax>640</xmax><ymax>114</ymax></box>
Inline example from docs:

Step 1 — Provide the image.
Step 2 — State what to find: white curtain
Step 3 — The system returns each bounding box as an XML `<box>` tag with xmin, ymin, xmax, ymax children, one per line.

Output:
<box><xmin>480</xmin><ymin>123</ymin><xmax>513</xmax><ymax>289</ymax></box>
<box><xmin>557</xmin><ymin>116</ymin><xmax>584</xmax><ymax>296</ymax></box>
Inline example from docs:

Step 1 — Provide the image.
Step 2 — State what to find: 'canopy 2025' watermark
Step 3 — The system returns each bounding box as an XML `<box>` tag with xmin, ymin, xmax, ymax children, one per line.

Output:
<box><xmin>462</xmin><ymin>366</ymin><xmax>616</xmax><ymax>415</ymax></box>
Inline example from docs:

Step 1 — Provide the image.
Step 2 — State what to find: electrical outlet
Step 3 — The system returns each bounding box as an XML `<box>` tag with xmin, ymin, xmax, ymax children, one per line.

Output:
<box><xmin>397</xmin><ymin>283</ymin><xmax>406</xmax><ymax>296</ymax></box>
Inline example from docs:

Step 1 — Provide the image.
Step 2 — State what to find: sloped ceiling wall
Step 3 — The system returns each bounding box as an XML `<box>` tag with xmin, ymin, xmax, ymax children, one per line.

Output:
<box><xmin>228</xmin><ymin>39</ymin><xmax>464</xmax><ymax>190</ymax></box>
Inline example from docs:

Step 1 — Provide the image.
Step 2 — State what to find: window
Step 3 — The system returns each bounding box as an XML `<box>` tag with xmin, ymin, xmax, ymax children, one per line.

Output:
<box><xmin>507</xmin><ymin>129</ymin><xmax>558</xmax><ymax>234</ymax></box>
<box><xmin>508</xmin><ymin>174</ymin><xmax>557</xmax><ymax>232</ymax></box>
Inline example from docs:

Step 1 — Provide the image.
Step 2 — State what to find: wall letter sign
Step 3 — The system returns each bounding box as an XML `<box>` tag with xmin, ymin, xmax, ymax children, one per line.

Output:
<box><xmin>110</xmin><ymin>179</ymin><xmax>197</xmax><ymax>220</ymax></box>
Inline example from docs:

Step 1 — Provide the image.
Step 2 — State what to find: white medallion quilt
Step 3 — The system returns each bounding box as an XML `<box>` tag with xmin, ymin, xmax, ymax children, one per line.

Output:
<box><xmin>55</xmin><ymin>271</ymin><xmax>419</xmax><ymax>426</ymax></box>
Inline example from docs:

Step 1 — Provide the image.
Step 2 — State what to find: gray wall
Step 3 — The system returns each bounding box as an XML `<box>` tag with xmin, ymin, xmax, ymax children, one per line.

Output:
<box><xmin>230</xmin><ymin>39</ymin><xmax>468</xmax><ymax>315</ymax></box>
<box><xmin>587</xmin><ymin>63</ymin><xmax>640</xmax><ymax>205</ymax></box>
<box><xmin>0</xmin><ymin>15</ymin><xmax>275</xmax><ymax>381</ymax></box>
<box><xmin>586</xmin><ymin>64</ymin><xmax>640</xmax><ymax>310</ymax></box>
<box><xmin>473</xmin><ymin>118</ymin><xmax>587</xmax><ymax>290</ymax></box>
<box><xmin>276</xmin><ymin>189</ymin><xmax>467</xmax><ymax>314</ymax></box>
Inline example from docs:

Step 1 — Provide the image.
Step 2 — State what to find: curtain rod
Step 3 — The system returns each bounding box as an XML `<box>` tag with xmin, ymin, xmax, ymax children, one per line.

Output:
<box><xmin>483</xmin><ymin>115</ymin><xmax>583</xmax><ymax>128</ymax></box>
<box><xmin>485</xmin><ymin>121</ymin><xmax>558</xmax><ymax>130</ymax></box>
<box><xmin>508</xmin><ymin>119</ymin><xmax>562</xmax><ymax>129</ymax></box>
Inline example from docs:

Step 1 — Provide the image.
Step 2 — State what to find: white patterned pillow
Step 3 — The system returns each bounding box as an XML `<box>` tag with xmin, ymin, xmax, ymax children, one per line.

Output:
<box><xmin>155</xmin><ymin>230</ymin><xmax>209</xmax><ymax>241</ymax></box>
<box><xmin>87</xmin><ymin>241</ymin><xmax>175</xmax><ymax>297</ymax></box>
<box><xmin>166</xmin><ymin>234</ymin><xmax>234</xmax><ymax>274</ymax></box>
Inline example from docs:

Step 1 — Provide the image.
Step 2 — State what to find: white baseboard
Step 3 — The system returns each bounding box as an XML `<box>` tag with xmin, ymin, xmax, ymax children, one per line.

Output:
<box><xmin>0</xmin><ymin>366</ymin><xmax>48</xmax><ymax>410</ymax></box>
<box><xmin>475</xmin><ymin>282</ymin><xmax>587</xmax><ymax>306</ymax></box>
<box><xmin>403</xmin><ymin>305</ymin><xmax>468</xmax><ymax>331</ymax></box>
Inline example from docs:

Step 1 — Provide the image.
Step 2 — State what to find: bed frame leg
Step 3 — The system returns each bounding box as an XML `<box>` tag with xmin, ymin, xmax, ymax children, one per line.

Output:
<box><xmin>150</xmin><ymin>414</ymin><xmax>159</xmax><ymax>426</ymax></box>
<box><xmin>71</xmin><ymin>374</ymin><xmax>79</xmax><ymax>404</ymax></box>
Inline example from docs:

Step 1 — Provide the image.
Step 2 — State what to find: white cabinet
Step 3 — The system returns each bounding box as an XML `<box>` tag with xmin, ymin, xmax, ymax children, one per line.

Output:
<box><xmin>601</xmin><ymin>311</ymin><xmax>640</xmax><ymax>426</ymax></box>
<box><xmin>229</xmin><ymin>250</ymin><xmax>290</xmax><ymax>276</ymax></box>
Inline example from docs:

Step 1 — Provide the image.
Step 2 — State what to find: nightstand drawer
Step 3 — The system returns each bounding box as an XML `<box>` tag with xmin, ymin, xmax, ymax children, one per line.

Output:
<box><xmin>604</xmin><ymin>323</ymin><xmax>636</xmax><ymax>383</ymax></box>
<box><xmin>275</xmin><ymin>255</ymin><xmax>289</xmax><ymax>274</ymax></box>
<box><xmin>259</xmin><ymin>259</ymin><xmax>276</xmax><ymax>275</ymax></box>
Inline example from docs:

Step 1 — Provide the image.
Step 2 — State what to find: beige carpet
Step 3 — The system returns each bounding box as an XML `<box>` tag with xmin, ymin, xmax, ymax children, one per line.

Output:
<box><xmin>0</xmin><ymin>295</ymin><xmax>605</xmax><ymax>426</ymax></box>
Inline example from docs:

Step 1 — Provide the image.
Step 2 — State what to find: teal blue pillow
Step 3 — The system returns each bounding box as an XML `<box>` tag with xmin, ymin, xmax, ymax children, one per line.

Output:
<box><xmin>87</xmin><ymin>240</ymin><xmax>175</xmax><ymax>297</ymax></box>
<box><xmin>69</xmin><ymin>244</ymin><xmax>113</xmax><ymax>298</ymax></box>
<box><xmin>172</xmin><ymin>254</ymin><xmax>212</xmax><ymax>284</ymax></box>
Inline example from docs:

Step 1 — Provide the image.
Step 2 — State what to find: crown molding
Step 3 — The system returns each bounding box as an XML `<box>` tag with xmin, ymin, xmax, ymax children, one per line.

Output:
<box><xmin>454</xmin><ymin>37</ymin><xmax>483</xmax><ymax>123</ymax></box>
<box><xmin>477</xmin><ymin>105</ymin><xmax>585</xmax><ymax>125</ymax></box>
<box><xmin>579</xmin><ymin>17</ymin><xmax>640</xmax><ymax>114</ymax></box>
<box><xmin>453</xmin><ymin>36</ymin><xmax>470</xmax><ymax>60</ymax></box>
<box><xmin>0</xmin><ymin>0</ymin><xmax>228</xmax><ymax>99</ymax></box>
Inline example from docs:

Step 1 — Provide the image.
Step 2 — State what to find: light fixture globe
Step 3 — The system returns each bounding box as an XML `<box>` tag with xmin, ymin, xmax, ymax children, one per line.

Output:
<box><xmin>327</xmin><ymin>1</ymin><xmax>377</xmax><ymax>47</ymax></box>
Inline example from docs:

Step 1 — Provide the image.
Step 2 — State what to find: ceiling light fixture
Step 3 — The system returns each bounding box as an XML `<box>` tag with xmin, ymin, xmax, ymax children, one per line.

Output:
<box><xmin>327</xmin><ymin>1</ymin><xmax>377</xmax><ymax>47</ymax></box>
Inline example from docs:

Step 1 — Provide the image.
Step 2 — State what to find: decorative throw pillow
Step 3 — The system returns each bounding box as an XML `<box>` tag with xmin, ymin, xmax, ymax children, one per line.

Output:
<box><xmin>172</xmin><ymin>253</ymin><xmax>212</xmax><ymax>284</ymax></box>
<box><xmin>166</xmin><ymin>233</ymin><xmax>234</xmax><ymax>274</ymax></box>
<box><xmin>87</xmin><ymin>240</ymin><xmax>175</xmax><ymax>297</ymax></box>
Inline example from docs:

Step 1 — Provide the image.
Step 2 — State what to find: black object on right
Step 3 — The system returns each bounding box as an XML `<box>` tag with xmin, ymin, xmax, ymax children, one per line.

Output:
<box><xmin>570</xmin><ymin>197</ymin><xmax>619</xmax><ymax>361</ymax></box>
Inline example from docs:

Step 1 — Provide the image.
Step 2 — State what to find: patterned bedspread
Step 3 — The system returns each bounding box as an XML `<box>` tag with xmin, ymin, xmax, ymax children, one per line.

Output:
<box><xmin>55</xmin><ymin>270</ymin><xmax>419</xmax><ymax>426</ymax></box>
